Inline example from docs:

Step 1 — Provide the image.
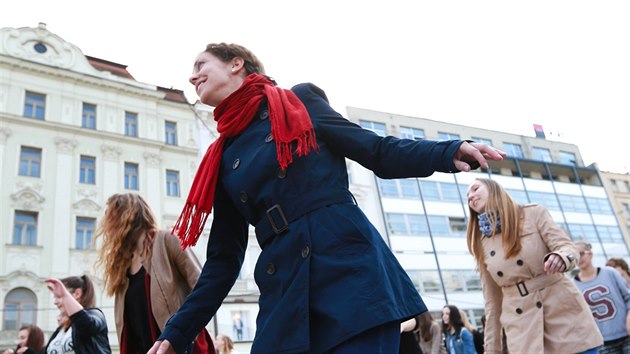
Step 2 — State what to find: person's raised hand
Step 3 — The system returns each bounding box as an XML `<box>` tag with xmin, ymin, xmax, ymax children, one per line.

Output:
<box><xmin>454</xmin><ymin>142</ymin><xmax>506</xmax><ymax>172</ymax></box>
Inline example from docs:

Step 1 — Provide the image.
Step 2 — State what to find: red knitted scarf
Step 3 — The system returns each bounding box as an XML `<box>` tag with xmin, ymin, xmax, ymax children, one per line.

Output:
<box><xmin>173</xmin><ymin>74</ymin><xmax>318</xmax><ymax>248</ymax></box>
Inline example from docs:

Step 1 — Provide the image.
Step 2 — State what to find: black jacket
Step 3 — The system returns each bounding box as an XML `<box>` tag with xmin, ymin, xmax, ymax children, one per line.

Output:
<box><xmin>43</xmin><ymin>308</ymin><xmax>111</xmax><ymax>354</ymax></box>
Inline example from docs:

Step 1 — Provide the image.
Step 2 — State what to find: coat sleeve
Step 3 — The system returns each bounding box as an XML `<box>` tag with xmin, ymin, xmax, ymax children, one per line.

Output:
<box><xmin>70</xmin><ymin>308</ymin><xmax>108</xmax><ymax>335</ymax></box>
<box><xmin>431</xmin><ymin>322</ymin><xmax>444</xmax><ymax>354</ymax></box>
<box><xmin>461</xmin><ymin>328</ymin><xmax>477</xmax><ymax>354</ymax></box>
<box><xmin>158</xmin><ymin>181</ymin><xmax>249</xmax><ymax>353</ymax></box>
<box><xmin>292</xmin><ymin>83</ymin><xmax>466</xmax><ymax>178</ymax></box>
<box><xmin>163</xmin><ymin>230</ymin><xmax>202</xmax><ymax>291</ymax></box>
<box><xmin>534</xmin><ymin>205</ymin><xmax>579</xmax><ymax>271</ymax></box>
<box><xmin>481</xmin><ymin>263</ymin><xmax>503</xmax><ymax>354</ymax></box>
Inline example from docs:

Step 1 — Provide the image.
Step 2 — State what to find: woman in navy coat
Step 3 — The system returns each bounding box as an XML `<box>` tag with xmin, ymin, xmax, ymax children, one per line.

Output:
<box><xmin>149</xmin><ymin>43</ymin><xmax>505</xmax><ymax>354</ymax></box>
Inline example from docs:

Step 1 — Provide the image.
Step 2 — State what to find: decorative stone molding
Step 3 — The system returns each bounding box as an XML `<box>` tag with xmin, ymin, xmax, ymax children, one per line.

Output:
<box><xmin>101</xmin><ymin>144</ymin><xmax>122</xmax><ymax>161</ymax></box>
<box><xmin>143</xmin><ymin>152</ymin><xmax>162</xmax><ymax>167</ymax></box>
<box><xmin>10</xmin><ymin>185</ymin><xmax>45</xmax><ymax>209</ymax></box>
<box><xmin>0</xmin><ymin>127</ymin><xmax>11</xmax><ymax>144</ymax></box>
<box><xmin>72</xmin><ymin>198</ymin><xmax>101</xmax><ymax>213</ymax></box>
<box><xmin>54</xmin><ymin>137</ymin><xmax>78</xmax><ymax>154</ymax></box>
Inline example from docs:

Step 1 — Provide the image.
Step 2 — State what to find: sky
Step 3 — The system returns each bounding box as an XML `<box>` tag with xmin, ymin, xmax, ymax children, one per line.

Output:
<box><xmin>2</xmin><ymin>0</ymin><xmax>629</xmax><ymax>173</ymax></box>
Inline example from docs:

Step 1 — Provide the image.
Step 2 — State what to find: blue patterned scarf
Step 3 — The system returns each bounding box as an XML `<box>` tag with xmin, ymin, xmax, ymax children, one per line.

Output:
<box><xmin>478</xmin><ymin>213</ymin><xmax>501</xmax><ymax>237</ymax></box>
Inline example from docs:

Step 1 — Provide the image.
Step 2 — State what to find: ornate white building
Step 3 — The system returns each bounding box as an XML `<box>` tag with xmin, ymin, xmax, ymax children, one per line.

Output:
<box><xmin>0</xmin><ymin>23</ymin><xmax>204</xmax><ymax>350</ymax></box>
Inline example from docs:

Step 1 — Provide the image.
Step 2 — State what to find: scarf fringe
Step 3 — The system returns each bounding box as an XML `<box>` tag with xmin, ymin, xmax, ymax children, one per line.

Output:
<box><xmin>172</xmin><ymin>203</ymin><xmax>210</xmax><ymax>249</ymax></box>
<box><xmin>277</xmin><ymin>129</ymin><xmax>318</xmax><ymax>170</ymax></box>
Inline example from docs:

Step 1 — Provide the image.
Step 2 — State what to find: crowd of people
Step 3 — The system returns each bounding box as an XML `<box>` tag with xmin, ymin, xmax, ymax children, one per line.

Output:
<box><xmin>3</xmin><ymin>41</ymin><xmax>629</xmax><ymax>354</ymax></box>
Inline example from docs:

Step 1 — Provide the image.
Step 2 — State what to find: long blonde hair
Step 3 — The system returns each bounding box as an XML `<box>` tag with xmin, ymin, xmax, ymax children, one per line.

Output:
<box><xmin>466</xmin><ymin>178</ymin><xmax>522</xmax><ymax>270</ymax></box>
<box><xmin>95</xmin><ymin>193</ymin><xmax>158</xmax><ymax>296</ymax></box>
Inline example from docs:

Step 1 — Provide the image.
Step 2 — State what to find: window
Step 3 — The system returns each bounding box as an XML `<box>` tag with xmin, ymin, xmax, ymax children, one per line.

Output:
<box><xmin>377</xmin><ymin>178</ymin><xmax>420</xmax><ymax>199</ymax></box>
<box><xmin>625</xmin><ymin>181</ymin><xmax>630</xmax><ymax>194</ymax></box>
<box><xmin>166</xmin><ymin>170</ymin><xmax>180</xmax><ymax>197</ymax></box>
<box><xmin>557</xmin><ymin>194</ymin><xmax>587</xmax><ymax>213</ymax></box>
<box><xmin>385</xmin><ymin>213</ymin><xmax>428</xmax><ymax>236</ymax></box>
<box><xmin>568</xmin><ymin>224</ymin><xmax>597</xmax><ymax>242</ymax></box>
<box><xmin>400</xmin><ymin>127</ymin><xmax>424</xmax><ymax>140</ymax></box>
<box><xmin>359</xmin><ymin>120</ymin><xmax>387</xmax><ymax>136</ymax></box>
<box><xmin>438</xmin><ymin>132</ymin><xmax>460</xmax><ymax>141</ymax></box>
<box><xmin>3</xmin><ymin>288</ymin><xmax>37</xmax><ymax>330</ymax></box>
<box><xmin>82</xmin><ymin>103</ymin><xmax>96</xmax><ymax>129</ymax></box>
<box><xmin>503</xmin><ymin>143</ymin><xmax>524</xmax><ymax>158</ymax></box>
<box><xmin>79</xmin><ymin>155</ymin><xmax>96</xmax><ymax>184</ymax></box>
<box><xmin>559</xmin><ymin>151</ymin><xmax>576</xmax><ymax>165</ymax></box>
<box><xmin>448</xmin><ymin>217</ymin><xmax>467</xmax><ymax>236</ymax></box>
<box><xmin>472</xmin><ymin>137</ymin><xmax>492</xmax><ymax>146</ymax></box>
<box><xmin>23</xmin><ymin>91</ymin><xmax>46</xmax><ymax>120</ymax></box>
<box><xmin>532</xmin><ymin>147</ymin><xmax>552</xmax><ymax>162</ymax></box>
<box><xmin>610</xmin><ymin>179</ymin><xmax>618</xmax><ymax>192</ymax></box>
<box><xmin>165</xmin><ymin>121</ymin><xmax>178</xmax><ymax>145</ymax></box>
<box><xmin>623</xmin><ymin>203</ymin><xmax>630</xmax><ymax>219</ymax></box>
<box><xmin>19</xmin><ymin>147</ymin><xmax>42</xmax><ymax>177</ymax></box>
<box><xmin>124</xmin><ymin>162</ymin><xmax>139</xmax><ymax>190</ymax></box>
<box><xmin>125</xmin><ymin>112</ymin><xmax>138</xmax><ymax>137</ymax></box>
<box><xmin>75</xmin><ymin>217</ymin><xmax>96</xmax><ymax>249</ymax></box>
<box><xmin>597</xmin><ymin>225</ymin><xmax>623</xmax><ymax>242</ymax></box>
<box><xmin>586</xmin><ymin>197</ymin><xmax>612</xmax><ymax>214</ymax></box>
<box><xmin>13</xmin><ymin>211</ymin><xmax>37</xmax><ymax>246</ymax></box>
<box><xmin>528</xmin><ymin>191</ymin><xmax>560</xmax><ymax>211</ymax></box>
<box><xmin>419</xmin><ymin>181</ymin><xmax>460</xmax><ymax>202</ymax></box>
<box><xmin>506</xmin><ymin>189</ymin><xmax>529</xmax><ymax>204</ymax></box>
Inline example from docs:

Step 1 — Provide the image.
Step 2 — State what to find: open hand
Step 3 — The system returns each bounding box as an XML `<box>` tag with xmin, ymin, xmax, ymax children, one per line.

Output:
<box><xmin>454</xmin><ymin>141</ymin><xmax>506</xmax><ymax>172</ymax></box>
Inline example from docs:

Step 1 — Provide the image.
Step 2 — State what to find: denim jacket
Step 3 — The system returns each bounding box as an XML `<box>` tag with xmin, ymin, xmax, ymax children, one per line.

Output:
<box><xmin>444</xmin><ymin>328</ymin><xmax>477</xmax><ymax>354</ymax></box>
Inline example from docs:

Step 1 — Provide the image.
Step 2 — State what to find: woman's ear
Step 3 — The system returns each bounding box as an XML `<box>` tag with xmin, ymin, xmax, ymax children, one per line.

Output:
<box><xmin>71</xmin><ymin>288</ymin><xmax>83</xmax><ymax>302</ymax></box>
<box><xmin>230</xmin><ymin>57</ymin><xmax>245</xmax><ymax>73</ymax></box>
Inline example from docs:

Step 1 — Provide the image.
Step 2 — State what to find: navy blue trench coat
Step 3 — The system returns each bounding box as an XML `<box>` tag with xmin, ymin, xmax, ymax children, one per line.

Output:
<box><xmin>160</xmin><ymin>83</ymin><xmax>467</xmax><ymax>354</ymax></box>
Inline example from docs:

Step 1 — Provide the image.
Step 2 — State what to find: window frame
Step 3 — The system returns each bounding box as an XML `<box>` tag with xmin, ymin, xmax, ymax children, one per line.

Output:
<box><xmin>79</xmin><ymin>155</ymin><xmax>96</xmax><ymax>184</ymax></box>
<box><xmin>19</xmin><ymin>146</ymin><xmax>42</xmax><ymax>177</ymax></box>
<box><xmin>125</xmin><ymin>111</ymin><xmax>138</xmax><ymax>137</ymax></box>
<box><xmin>13</xmin><ymin>211</ymin><xmax>38</xmax><ymax>246</ymax></box>
<box><xmin>23</xmin><ymin>91</ymin><xmax>46</xmax><ymax>120</ymax></box>
<box><xmin>124</xmin><ymin>162</ymin><xmax>139</xmax><ymax>190</ymax></box>
<box><xmin>82</xmin><ymin>102</ymin><xmax>97</xmax><ymax>129</ymax></box>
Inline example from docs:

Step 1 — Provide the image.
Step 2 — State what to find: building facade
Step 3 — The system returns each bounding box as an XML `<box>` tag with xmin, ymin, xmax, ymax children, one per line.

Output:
<box><xmin>600</xmin><ymin>171</ymin><xmax>630</xmax><ymax>248</ymax></box>
<box><xmin>0</xmin><ymin>23</ymin><xmax>203</xmax><ymax>351</ymax></box>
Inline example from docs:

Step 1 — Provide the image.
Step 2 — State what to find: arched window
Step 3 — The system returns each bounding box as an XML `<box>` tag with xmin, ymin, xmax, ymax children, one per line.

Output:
<box><xmin>3</xmin><ymin>287</ymin><xmax>37</xmax><ymax>330</ymax></box>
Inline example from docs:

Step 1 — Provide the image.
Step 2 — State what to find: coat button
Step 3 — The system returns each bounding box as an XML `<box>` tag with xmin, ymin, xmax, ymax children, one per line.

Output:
<box><xmin>260</xmin><ymin>110</ymin><xmax>269</xmax><ymax>120</ymax></box>
<box><xmin>517</xmin><ymin>259</ymin><xmax>524</xmax><ymax>266</ymax></box>
<box><xmin>490</xmin><ymin>250</ymin><xmax>496</xmax><ymax>256</ymax></box>
<box><xmin>301</xmin><ymin>246</ymin><xmax>310</xmax><ymax>259</ymax></box>
<box><xmin>239</xmin><ymin>191</ymin><xmax>248</xmax><ymax>203</ymax></box>
<box><xmin>265</xmin><ymin>133</ymin><xmax>273</xmax><ymax>143</ymax></box>
<box><xmin>536</xmin><ymin>301</ymin><xmax>542</xmax><ymax>308</ymax></box>
<box><xmin>266</xmin><ymin>263</ymin><xmax>276</xmax><ymax>275</ymax></box>
<box><xmin>516</xmin><ymin>308</ymin><xmax>523</xmax><ymax>314</ymax></box>
<box><xmin>277</xmin><ymin>168</ymin><xmax>287</xmax><ymax>179</ymax></box>
<box><xmin>497</xmin><ymin>271</ymin><xmax>503</xmax><ymax>277</ymax></box>
<box><xmin>233</xmin><ymin>158</ymin><xmax>240</xmax><ymax>169</ymax></box>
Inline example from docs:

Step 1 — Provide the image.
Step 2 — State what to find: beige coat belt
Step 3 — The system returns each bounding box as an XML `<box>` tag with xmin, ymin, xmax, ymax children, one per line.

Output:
<box><xmin>502</xmin><ymin>272</ymin><xmax>564</xmax><ymax>297</ymax></box>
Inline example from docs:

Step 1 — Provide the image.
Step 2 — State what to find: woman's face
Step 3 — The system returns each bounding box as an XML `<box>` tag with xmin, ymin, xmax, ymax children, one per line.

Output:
<box><xmin>189</xmin><ymin>51</ymin><xmax>237</xmax><ymax>107</ymax></box>
<box><xmin>17</xmin><ymin>328</ymin><xmax>28</xmax><ymax>347</ymax></box>
<box><xmin>54</xmin><ymin>287</ymin><xmax>81</xmax><ymax>315</ymax></box>
<box><xmin>442</xmin><ymin>307</ymin><xmax>451</xmax><ymax>325</ymax></box>
<box><xmin>467</xmin><ymin>180</ymin><xmax>489</xmax><ymax>213</ymax></box>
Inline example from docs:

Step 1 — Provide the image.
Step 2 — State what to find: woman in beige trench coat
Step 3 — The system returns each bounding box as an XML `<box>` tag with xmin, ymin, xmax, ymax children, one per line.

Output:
<box><xmin>466</xmin><ymin>178</ymin><xmax>602</xmax><ymax>354</ymax></box>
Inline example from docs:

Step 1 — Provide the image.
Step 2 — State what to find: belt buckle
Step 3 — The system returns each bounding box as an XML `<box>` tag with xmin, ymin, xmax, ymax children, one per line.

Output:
<box><xmin>516</xmin><ymin>281</ymin><xmax>529</xmax><ymax>297</ymax></box>
<box><xmin>266</xmin><ymin>204</ymin><xmax>288</xmax><ymax>235</ymax></box>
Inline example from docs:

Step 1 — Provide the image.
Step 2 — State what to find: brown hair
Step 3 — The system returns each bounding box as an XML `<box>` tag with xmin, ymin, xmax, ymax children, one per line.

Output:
<box><xmin>466</xmin><ymin>178</ymin><xmax>522</xmax><ymax>270</ymax></box>
<box><xmin>418</xmin><ymin>311</ymin><xmax>435</xmax><ymax>342</ymax></box>
<box><xmin>204</xmin><ymin>43</ymin><xmax>275</xmax><ymax>84</ymax></box>
<box><xmin>61</xmin><ymin>274</ymin><xmax>95</xmax><ymax>308</ymax></box>
<box><xmin>216</xmin><ymin>333</ymin><xmax>235</xmax><ymax>352</ymax></box>
<box><xmin>95</xmin><ymin>193</ymin><xmax>158</xmax><ymax>296</ymax></box>
<box><xmin>19</xmin><ymin>324</ymin><xmax>45</xmax><ymax>352</ymax></box>
<box><xmin>606</xmin><ymin>257</ymin><xmax>630</xmax><ymax>275</ymax></box>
